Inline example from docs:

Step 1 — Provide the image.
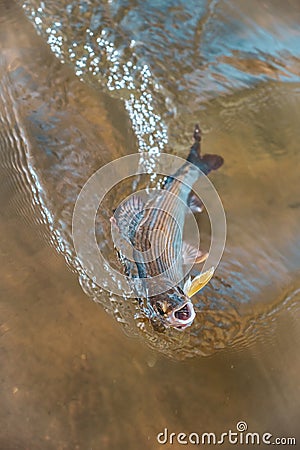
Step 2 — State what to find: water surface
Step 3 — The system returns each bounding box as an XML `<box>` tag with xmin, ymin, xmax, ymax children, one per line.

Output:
<box><xmin>0</xmin><ymin>0</ymin><xmax>299</xmax><ymax>449</ymax></box>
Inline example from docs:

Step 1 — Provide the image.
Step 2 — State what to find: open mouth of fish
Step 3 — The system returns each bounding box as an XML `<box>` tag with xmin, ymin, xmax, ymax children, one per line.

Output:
<box><xmin>168</xmin><ymin>301</ymin><xmax>196</xmax><ymax>330</ymax></box>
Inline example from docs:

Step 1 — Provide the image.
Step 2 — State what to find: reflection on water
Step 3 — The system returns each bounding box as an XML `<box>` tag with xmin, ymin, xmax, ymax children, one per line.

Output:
<box><xmin>1</xmin><ymin>0</ymin><xmax>300</xmax><ymax>448</ymax></box>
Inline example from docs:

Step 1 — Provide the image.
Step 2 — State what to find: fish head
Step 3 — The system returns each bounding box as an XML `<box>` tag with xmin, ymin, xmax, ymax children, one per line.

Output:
<box><xmin>150</xmin><ymin>285</ymin><xmax>196</xmax><ymax>331</ymax></box>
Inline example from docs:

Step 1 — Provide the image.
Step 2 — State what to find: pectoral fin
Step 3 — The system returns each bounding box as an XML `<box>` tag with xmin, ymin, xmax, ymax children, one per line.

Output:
<box><xmin>184</xmin><ymin>267</ymin><xmax>215</xmax><ymax>297</ymax></box>
<box><xmin>182</xmin><ymin>242</ymin><xmax>208</xmax><ymax>265</ymax></box>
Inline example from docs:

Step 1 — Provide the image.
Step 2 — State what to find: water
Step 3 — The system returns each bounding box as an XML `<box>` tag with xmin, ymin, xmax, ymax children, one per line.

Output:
<box><xmin>0</xmin><ymin>0</ymin><xmax>299</xmax><ymax>448</ymax></box>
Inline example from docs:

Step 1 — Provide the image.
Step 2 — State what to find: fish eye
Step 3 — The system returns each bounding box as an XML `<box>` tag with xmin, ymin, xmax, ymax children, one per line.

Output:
<box><xmin>156</xmin><ymin>304</ymin><xmax>165</xmax><ymax>315</ymax></box>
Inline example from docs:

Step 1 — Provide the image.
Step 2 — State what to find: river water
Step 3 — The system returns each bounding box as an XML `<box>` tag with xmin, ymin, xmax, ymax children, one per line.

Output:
<box><xmin>0</xmin><ymin>0</ymin><xmax>299</xmax><ymax>449</ymax></box>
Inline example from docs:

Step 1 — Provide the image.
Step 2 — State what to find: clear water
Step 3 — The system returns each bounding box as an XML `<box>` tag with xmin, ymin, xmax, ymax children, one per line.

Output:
<box><xmin>0</xmin><ymin>0</ymin><xmax>299</xmax><ymax>449</ymax></box>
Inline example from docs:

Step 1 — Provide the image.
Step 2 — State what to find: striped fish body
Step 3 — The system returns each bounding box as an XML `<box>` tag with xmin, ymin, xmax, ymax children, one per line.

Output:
<box><xmin>132</xmin><ymin>164</ymin><xmax>201</xmax><ymax>282</ymax></box>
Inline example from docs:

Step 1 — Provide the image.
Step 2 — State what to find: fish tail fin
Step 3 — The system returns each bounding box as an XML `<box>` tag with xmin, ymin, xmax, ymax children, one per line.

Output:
<box><xmin>187</xmin><ymin>124</ymin><xmax>224</xmax><ymax>175</ymax></box>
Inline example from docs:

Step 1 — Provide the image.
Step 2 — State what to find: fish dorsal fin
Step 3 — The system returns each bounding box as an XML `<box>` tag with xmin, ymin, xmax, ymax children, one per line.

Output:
<box><xmin>182</xmin><ymin>242</ymin><xmax>208</xmax><ymax>265</ymax></box>
<box><xmin>184</xmin><ymin>267</ymin><xmax>215</xmax><ymax>297</ymax></box>
<box><xmin>112</xmin><ymin>195</ymin><xmax>145</xmax><ymax>241</ymax></box>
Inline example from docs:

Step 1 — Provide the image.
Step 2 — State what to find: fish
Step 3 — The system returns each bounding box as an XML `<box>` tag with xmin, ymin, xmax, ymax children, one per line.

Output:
<box><xmin>110</xmin><ymin>125</ymin><xmax>223</xmax><ymax>331</ymax></box>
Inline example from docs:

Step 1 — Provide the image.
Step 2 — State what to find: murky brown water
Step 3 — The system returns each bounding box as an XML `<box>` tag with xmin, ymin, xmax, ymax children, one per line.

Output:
<box><xmin>1</xmin><ymin>1</ymin><xmax>299</xmax><ymax>449</ymax></box>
